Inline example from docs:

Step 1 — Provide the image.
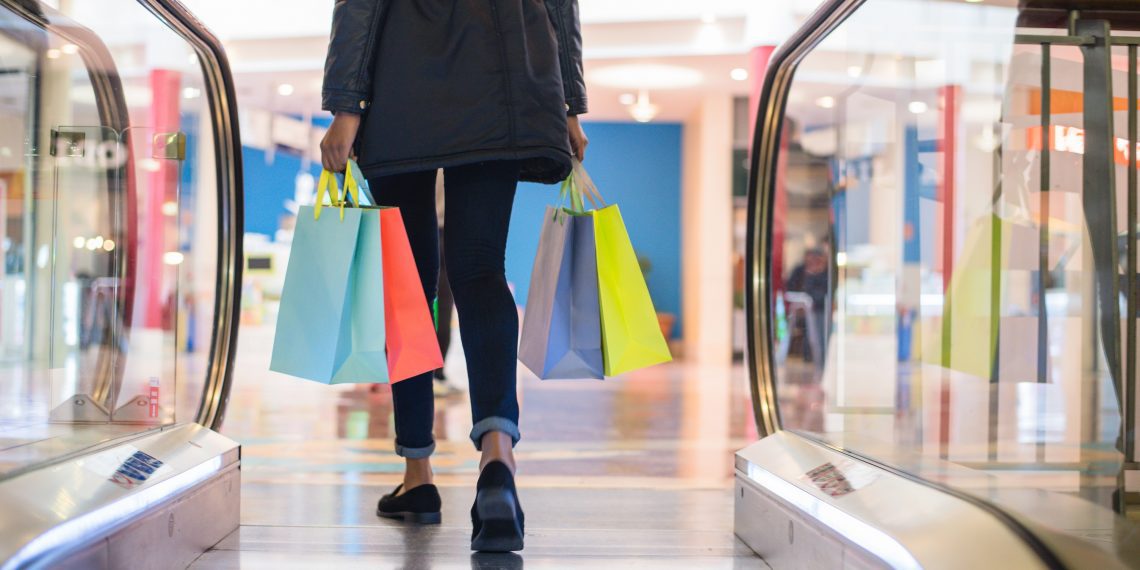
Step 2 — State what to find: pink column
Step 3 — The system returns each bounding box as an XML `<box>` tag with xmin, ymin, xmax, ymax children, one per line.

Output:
<box><xmin>144</xmin><ymin>69</ymin><xmax>181</xmax><ymax>329</ymax></box>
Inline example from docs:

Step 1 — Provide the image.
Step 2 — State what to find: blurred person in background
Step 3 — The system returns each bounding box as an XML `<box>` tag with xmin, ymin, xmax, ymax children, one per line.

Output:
<box><xmin>786</xmin><ymin>246</ymin><xmax>829</xmax><ymax>366</ymax></box>
<box><xmin>318</xmin><ymin>0</ymin><xmax>589</xmax><ymax>553</ymax></box>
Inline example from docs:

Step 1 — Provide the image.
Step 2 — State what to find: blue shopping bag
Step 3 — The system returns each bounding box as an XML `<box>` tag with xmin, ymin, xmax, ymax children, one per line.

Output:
<box><xmin>270</xmin><ymin>168</ymin><xmax>389</xmax><ymax>384</ymax></box>
<box><xmin>519</xmin><ymin>204</ymin><xmax>604</xmax><ymax>379</ymax></box>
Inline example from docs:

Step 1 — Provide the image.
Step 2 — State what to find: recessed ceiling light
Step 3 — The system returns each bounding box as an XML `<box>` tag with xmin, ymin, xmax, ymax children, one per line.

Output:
<box><xmin>590</xmin><ymin>64</ymin><xmax>703</xmax><ymax>90</ymax></box>
<box><xmin>909</xmin><ymin>101</ymin><xmax>929</xmax><ymax>114</ymax></box>
<box><xmin>182</xmin><ymin>87</ymin><xmax>201</xmax><ymax>99</ymax></box>
<box><xmin>816</xmin><ymin>96</ymin><xmax>836</xmax><ymax>109</ymax></box>
<box><xmin>277</xmin><ymin>83</ymin><xmax>295</xmax><ymax>96</ymax></box>
<box><xmin>46</xmin><ymin>49</ymin><xmax>61</xmax><ymax>59</ymax></box>
<box><xmin>619</xmin><ymin>93</ymin><xmax>636</xmax><ymax>105</ymax></box>
<box><xmin>61</xmin><ymin>43</ymin><xmax>78</xmax><ymax>55</ymax></box>
<box><xmin>964</xmin><ymin>0</ymin><xmax>983</xmax><ymax>3</ymax></box>
<box><xmin>730</xmin><ymin>68</ymin><xmax>749</xmax><ymax>81</ymax></box>
<box><xmin>847</xmin><ymin>66</ymin><xmax>863</xmax><ymax>77</ymax></box>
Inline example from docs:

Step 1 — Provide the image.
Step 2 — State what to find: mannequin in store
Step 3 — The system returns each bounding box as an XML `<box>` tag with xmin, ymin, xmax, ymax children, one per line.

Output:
<box><xmin>317</xmin><ymin>0</ymin><xmax>588</xmax><ymax>553</ymax></box>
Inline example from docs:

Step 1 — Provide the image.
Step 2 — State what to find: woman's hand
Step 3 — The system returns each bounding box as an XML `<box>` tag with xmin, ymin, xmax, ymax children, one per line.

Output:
<box><xmin>568</xmin><ymin>115</ymin><xmax>588</xmax><ymax>161</ymax></box>
<box><xmin>320</xmin><ymin>112</ymin><xmax>362</xmax><ymax>172</ymax></box>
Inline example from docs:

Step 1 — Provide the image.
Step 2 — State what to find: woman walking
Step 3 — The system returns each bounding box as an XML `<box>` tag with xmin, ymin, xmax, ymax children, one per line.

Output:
<box><xmin>319</xmin><ymin>0</ymin><xmax>588</xmax><ymax>553</ymax></box>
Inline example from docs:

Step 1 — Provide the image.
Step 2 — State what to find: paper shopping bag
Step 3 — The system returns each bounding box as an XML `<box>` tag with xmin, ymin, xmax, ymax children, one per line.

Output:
<box><xmin>270</xmin><ymin>199</ymin><xmax>389</xmax><ymax>384</ymax></box>
<box><xmin>380</xmin><ymin>208</ymin><xmax>444</xmax><ymax>382</ymax></box>
<box><xmin>594</xmin><ymin>204</ymin><xmax>672</xmax><ymax>375</ymax></box>
<box><xmin>519</xmin><ymin>207</ymin><xmax>604</xmax><ymax>379</ymax></box>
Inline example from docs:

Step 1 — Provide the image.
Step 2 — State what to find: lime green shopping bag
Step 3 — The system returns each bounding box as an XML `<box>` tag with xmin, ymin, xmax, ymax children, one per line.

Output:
<box><xmin>566</xmin><ymin>161</ymin><xmax>672</xmax><ymax>375</ymax></box>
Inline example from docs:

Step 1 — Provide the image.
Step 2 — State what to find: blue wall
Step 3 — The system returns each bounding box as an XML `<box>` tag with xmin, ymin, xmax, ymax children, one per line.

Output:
<box><xmin>243</xmin><ymin>121</ymin><xmax>684</xmax><ymax>333</ymax></box>
<box><xmin>243</xmin><ymin>147</ymin><xmax>322</xmax><ymax>237</ymax></box>
<box><xmin>506</xmin><ymin>122</ymin><xmax>683</xmax><ymax>333</ymax></box>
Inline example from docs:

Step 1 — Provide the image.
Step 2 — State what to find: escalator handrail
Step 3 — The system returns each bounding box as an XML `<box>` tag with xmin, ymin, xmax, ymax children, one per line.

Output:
<box><xmin>744</xmin><ymin>0</ymin><xmax>868</xmax><ymax>440</ymax></box>
<box><xmin>133</xmin><ymin>0</ymin><xmax>243</xmax><ymax>430</ymax></box>
<box><xmin>743</xmin><ymin>1</ymin><xmax>1071</xmax><ymax>568</ymax></box>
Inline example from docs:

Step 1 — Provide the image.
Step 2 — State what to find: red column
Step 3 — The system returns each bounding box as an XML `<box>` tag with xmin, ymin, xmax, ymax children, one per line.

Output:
<box><xmin>144</xmin><ymin>70</ymin><xmax>181</xmax><ymax>329</ymax></box>
<box><xmin>938</xmin><ymin>85</ymin><xmax>960</xmax><ymax>292</ymax></box>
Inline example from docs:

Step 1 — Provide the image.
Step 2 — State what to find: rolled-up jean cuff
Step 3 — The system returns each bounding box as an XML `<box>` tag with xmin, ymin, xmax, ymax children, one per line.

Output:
<box><xmin>395</xmin><ymin>441</ymin><xmax>435</xmax><ymax>459</ymax></box>
<box><xmin>470</xmin><ymin>417</ymin><xmax>521</xmax><ymax>451</ymax></box>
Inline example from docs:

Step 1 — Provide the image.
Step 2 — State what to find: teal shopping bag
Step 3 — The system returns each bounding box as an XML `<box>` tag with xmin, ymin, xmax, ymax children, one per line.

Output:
<box><xmin>270</xmin><ymin>169</ymin><xmax>390</xmax><ymax>384</ymax></box>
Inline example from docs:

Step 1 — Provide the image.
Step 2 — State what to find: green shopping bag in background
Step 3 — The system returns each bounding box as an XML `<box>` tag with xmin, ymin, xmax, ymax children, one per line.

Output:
<box><xmin>270</xmin><ymin>167</ymin><xmax>390</xmax><ymax>384</ymax></box>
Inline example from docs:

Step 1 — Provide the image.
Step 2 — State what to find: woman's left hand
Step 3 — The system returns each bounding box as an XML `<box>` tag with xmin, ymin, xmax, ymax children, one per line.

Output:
<box><xmin>568</xmin><ymin>115</ymin><xmax>588</xmax><ymax>161</ymax></box>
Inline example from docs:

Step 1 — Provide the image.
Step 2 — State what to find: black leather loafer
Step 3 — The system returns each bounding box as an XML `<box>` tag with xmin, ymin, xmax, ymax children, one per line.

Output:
<box><xmin>470</xmin><ymin>461</ymin><xmax>524</xmax><ymax>552</ymax></box>
<box><xmin>376</xmin><ymin>483</ymin><xmax>442</xmax><ymax>524</ymax></box>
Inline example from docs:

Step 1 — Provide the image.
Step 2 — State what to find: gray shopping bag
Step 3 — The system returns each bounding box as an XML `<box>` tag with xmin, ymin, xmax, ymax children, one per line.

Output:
<box><xmin>519</xmin><ymin>207</ymin><xmax>604</xmax><ymax>379</ymax></box>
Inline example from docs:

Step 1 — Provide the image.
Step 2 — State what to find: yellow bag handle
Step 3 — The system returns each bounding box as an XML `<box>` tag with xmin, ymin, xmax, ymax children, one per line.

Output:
<box><xmin>314</xmin><ymin>160</ymin><xmax>367</xmax><ymax>221</ymax></box>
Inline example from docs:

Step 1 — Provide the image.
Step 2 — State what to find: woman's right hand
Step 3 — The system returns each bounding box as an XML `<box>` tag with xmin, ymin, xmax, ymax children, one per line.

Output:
<box><xmin>568</xmin><ymin>115</ymin><xmax>588</xmax><ymax>162</ymax></box>
<box><xmin>320</xmin><ymin>112</ymin><xmax>362</xmax><ymax>172</ymax></box>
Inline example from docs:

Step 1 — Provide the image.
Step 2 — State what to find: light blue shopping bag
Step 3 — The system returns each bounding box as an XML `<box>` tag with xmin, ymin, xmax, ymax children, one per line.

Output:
<box><xmin>270</xmin><ymin>167</ymin><xmax>389</xmax><ymax>384</ymax></box>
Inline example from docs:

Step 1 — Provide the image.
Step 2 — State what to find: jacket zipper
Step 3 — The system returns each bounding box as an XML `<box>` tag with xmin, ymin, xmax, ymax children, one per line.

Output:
<box><xmin>488</xmin><ymin>0</ymin><xmax>517</xmax><ymax>147</ymax></box>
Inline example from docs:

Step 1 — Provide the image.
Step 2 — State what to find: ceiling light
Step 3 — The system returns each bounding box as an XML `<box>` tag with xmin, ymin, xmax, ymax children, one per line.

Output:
<box><xmin>182</xmin><ymin>87</ymin><xmax>201</xmax><ymax>99</ymax></box>
<box><xmin>277</xmin><ymin>83</ymin><xmax>295</xmax><ymax>96</ymax></box>
<box><xmin>908</xmin><ymin>101</ymin><xmax>929</xmax><ymax>114</ymax></box>
<box><xmin>590</xmin><ymin>64</ymin><xmax>703</xmax><ymax>90</ymax></box>
<box><xmin>701</xmin><ymin>13</ymin><xmax>717</xmax><ymax>24</ymax></box>
<box><xmin>619</xmin><ymin>93</ymin><xmax>636</xmax><ymax>105</ymax></box>
<box><xmin>163</xmin><ymin>251</ymin><xmax>185</xmax><ymax>265</ymax></box>
<box><xmin>102</xmin><ymin>240</ymin><xmax>115</xmax><ymax>252</ymax></box>
<box><xmin>73</xmin><ymin>237</ymin><xmax>85</xmax><ymax>249</ymax></box>
<box><xmin>162</xmin><ymin>201</ymin><xmax>178</xmax><ymax>216</ymax></box>
<box><xmin>61</xmin><ymin>44</ymin><xmax>78</xmax><ymax>55</ymax></box>
<box><xmin>46</xmin><ymin>49</ymin><xmax>61</xmax><ymax>59</ymax></box>
<box><xmin>816</xmin><ymin>96</ymin><xmax>836</xmax><ymax>109</ymax></box>
<box><xmin>964</xmin><ymin>0</ymin><xmax>983</xmax><ymax>3</ymax></box>
<box><xmin>629</xmin><ymin>90</ymin><xmax>659</xmax><ymax>123</ymax></box>
<box><xmin>730</xmin><ymin>68</ymin><xmax>749</xmax><ymax>81</ymax></box>
<box><xmin>847</xmin><ymin>66</ymin><xmax>863</xmax><ymax>78</ymax></box>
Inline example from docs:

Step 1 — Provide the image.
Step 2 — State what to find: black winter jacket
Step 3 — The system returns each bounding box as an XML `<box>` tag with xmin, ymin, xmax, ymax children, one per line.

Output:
<box><xmin>321</xmin><ymin>0</ymin><xmax>587</xmax><ymax>184</ymax></box>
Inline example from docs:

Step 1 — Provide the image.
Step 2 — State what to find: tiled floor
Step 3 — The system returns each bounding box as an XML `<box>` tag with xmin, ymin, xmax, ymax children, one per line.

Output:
<box><xmin>190</xmin><ymin>324</ymin><xmax>766</xmax><ymax>568</ymax></box>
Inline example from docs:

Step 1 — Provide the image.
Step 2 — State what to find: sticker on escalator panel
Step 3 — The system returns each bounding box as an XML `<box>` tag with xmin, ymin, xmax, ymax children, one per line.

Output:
<box><xmin>801</xmin><ymin>459</ymin><xmax>877</xmax><ymax>498</ymax></box>
<box><xmin>80</xmin><ymin>445</ymin><xmax>166</xmax><ymax>490</ymax></box>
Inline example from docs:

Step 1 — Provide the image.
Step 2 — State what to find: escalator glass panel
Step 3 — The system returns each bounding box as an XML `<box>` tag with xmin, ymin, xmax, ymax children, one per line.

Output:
<box><xmin>0</xmin><ymin>0</ymin><xmax>219</xmax><ymax>477</ymax></box>
<box><xmin>767</xmin><ymin>0</ymin><xmax>1138</xmax><ymax>557</ymax></box>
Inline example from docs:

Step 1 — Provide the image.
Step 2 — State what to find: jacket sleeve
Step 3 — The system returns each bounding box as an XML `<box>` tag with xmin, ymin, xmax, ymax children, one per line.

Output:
<box><xmin>545</xmin><ymin>0</ymin><xmax>588</xmax><ymax>116</ymax></box>
<box><xmin>321</xmin><ymin>0</ymin><xmax>385</xmax><ymax>115</ymax></box>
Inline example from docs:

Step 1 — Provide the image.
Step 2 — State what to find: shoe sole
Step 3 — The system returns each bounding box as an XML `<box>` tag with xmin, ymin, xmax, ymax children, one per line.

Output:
<box><xmin>471</xmin><ymin>487</ymin><xmax>524</xmax><ymax>552</ymax></box>
<box><xmin>376</xmin><ymin>509</ymin><xmax>441</xmax><ymax>524</ymax></box>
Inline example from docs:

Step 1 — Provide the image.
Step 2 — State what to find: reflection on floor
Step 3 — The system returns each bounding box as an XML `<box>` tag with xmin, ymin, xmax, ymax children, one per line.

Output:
<box><xmin>190</xmin><ymin>325</ymin><xmax>765</xmax><ymax>568</ymax></box>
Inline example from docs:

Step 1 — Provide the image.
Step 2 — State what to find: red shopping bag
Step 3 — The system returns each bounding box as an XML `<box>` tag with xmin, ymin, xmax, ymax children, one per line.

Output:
<box><xmin>380</xmin><ymin>208</ymin><xmax>444</xmax><ymax>382</ymax></box>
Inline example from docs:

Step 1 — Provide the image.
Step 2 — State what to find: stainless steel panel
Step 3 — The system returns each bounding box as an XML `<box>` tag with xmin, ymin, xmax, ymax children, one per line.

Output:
<box><xmin>0</xmin><ymin>423</ymin><xmax>238</xmax><ymax>569</ymax></box>
<box><xmin>734</xmin><ymin>432</ymin><xmax>1073</xmax><ymax>570</ymax></box>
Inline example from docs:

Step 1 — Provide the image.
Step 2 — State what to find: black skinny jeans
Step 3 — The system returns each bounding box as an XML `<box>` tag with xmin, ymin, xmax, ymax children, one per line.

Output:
<box><xmin>367</xmin><ymin>160</ymin><xmax>521</xmax><ymax>458</ymax></box>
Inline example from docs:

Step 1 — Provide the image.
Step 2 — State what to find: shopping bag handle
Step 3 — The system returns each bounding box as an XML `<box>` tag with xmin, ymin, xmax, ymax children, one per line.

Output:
<box><xmin>315</xmin><ymin>159</ymin><xmax>373</xmax><ymax>220</ymax></box>
<box><xmin>557</xmin><ymin>158</ymin><xmax>605</xmax><ymax>216</ymax></box>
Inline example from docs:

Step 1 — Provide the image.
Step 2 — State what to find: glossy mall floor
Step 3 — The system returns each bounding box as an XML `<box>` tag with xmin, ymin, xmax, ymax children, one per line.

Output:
<box><xmin>188</xmin><ymin>323</ymin><xmax>767</xmax><ymax>569</ymax></box>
